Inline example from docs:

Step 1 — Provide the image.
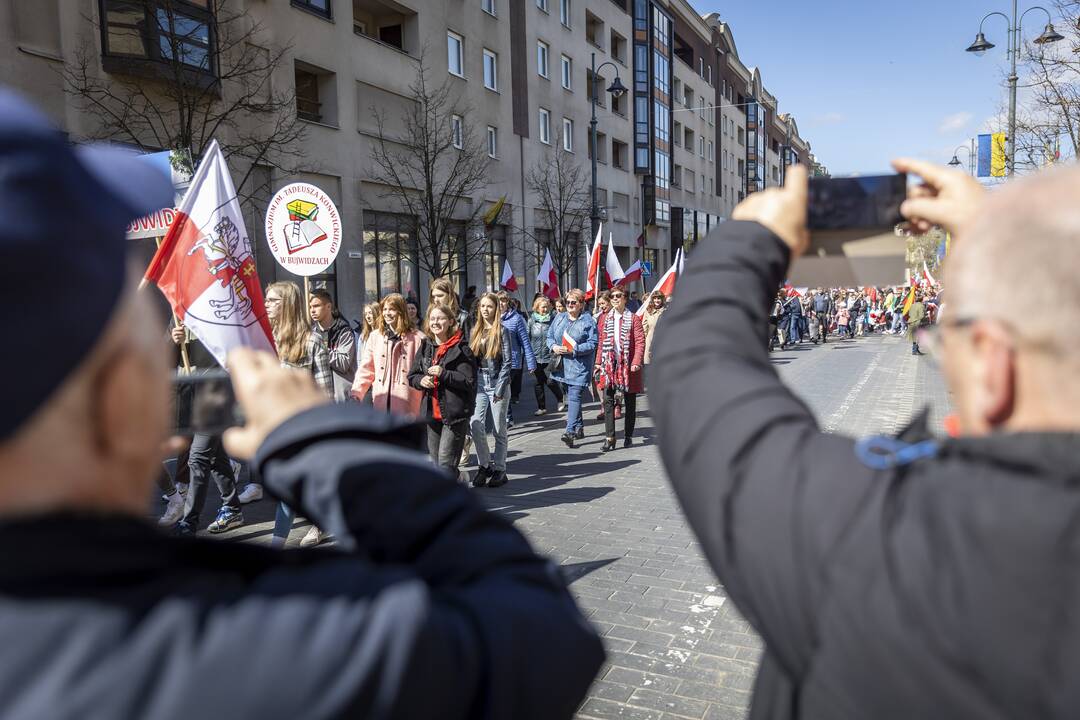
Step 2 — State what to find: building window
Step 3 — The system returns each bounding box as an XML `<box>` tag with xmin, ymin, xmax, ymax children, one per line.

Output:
<box><xmin>537</xmin><ymin>0</ymin><xmax>548</xmax><ymax>11</ymax></box>
<box><xmin>538</xmin><ymin>108</ymin><xmax>551</xmax><ymax>144</ymax></box>
<box><xmin>560</xmin><ymin>55</ymin><xmax>572</xmax><ymax>90</ymax></box>
<box><xmin>654</xmin><ymin>100</ymin><xmax>669</xmax><ymax>143</ymax></box>
<box><xmin>698</xmin><ymin>136</ymin><xmax>705</xmax><ymax>158</ymax></box>
<box><xmin>559</xmin><ymin>0</ymin><xmax>571</xmax><ymax>27</ymax></box>
<box><xmin>450</xmin><ymin>114</ymin><xmax>463</xmax><ymax>149</ymax></box>
<box><xmin>482</xmin><ymin>0</ymin><xmax>496</xmax><ymax>16</ymax></box>
<box><xmin>537</xmin><ymin>40</ymin><xmax>549</xmax><ymax>78</ymax></box>
<box><xmin>487</xmin><ymin>126</ymin><xmax>498</xmax><ymax>157</ymax></box>
<box><xmin>708</xmin><ymin>140</ymin><xmax>714</xmax><ymax>162</ymax></box>
<box><xmin>294</xmin><ymin>66</ymin><xmax>321</xmax><ymax>122</ymax></box>
<box><xmin>363</xmin><ymin>213</ymin><xmax>420</xmax><ymax>303</ymax></box>
<box><xmin>447</xmin><ymin>31</ymin><xmax>464</xmax><ymax>76</ymax></box>
<box><xmin>562</xmin><ymin>118</ymin><xmax>573</xmax><ymax>152</ymax></box>
<box><xmin>610</xmin><ymin>30</ymin><xmax>627</xmax><ymax>64</ymax></box>
<box><xmin>612</xmin><ymin>140</ymin><xmax>628</xmax><ymax>170</ymax></box>
<box><xmin>101</xmin><ymin>0</ymin><xmax>216</xmax><ymax>74</ymax></box>
<box><xmin>292</xmin><ymin>0</ymin><xmax>331</xmax><ymax>19</ymax></box>
<box><xmin>483</xmin><ymin>49</ymin><xmax>498</xmax><ymax>91</ymax></box>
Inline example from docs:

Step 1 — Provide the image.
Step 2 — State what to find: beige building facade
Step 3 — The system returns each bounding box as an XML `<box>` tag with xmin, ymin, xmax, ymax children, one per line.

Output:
<box><xmin>1</xmin><ymin>0</ymin><xmax>819</xmax><ymax>320</ymax></box>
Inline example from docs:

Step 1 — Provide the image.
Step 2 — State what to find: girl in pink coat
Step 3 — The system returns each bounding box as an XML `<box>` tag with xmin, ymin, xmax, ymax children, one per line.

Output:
<box><xmin>351</xmin><ymin>293</ymin><xmax>424</xmax><ymax>416</ymax></box>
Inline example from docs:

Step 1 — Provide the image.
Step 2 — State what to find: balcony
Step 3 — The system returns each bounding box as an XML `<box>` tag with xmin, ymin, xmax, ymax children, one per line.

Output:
<box><xmin>352</xmin><ymin>0</ymin><xmax>419</xmax><ymax>57</ymax></box>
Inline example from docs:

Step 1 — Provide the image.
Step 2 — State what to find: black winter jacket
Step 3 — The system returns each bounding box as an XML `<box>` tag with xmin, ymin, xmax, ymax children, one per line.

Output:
<box><xmin>0</xmin><ymin>404</ymin><xmax>604</xmax><ymax>719</ymax></box>
<box><xmin>651</xmin><ymin>220</ymin><xmax>1080</xmax><ymax>720</ymax></box>
<box><xmin>408</xmin><ymin>337</ymin><xmax>478</xmax><ymax>424</ymax></box>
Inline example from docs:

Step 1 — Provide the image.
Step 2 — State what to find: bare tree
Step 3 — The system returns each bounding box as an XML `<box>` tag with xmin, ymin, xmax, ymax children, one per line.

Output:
<box><xmin>62</xmin><ymin>0</ymin><xmax>306</xmax><ymax>202</ymax></box>
<box><xmin>522</xmin><ymin>132</ymin><xmax>591</xmax><ymax>288</ymax></box>
<box><xmin>1011</xmin><ymin>0</ymin><xmax>1080</xmax><ymax>170</ymax></box>
<box><xmin>368</xmin><ymin>51</ymin><xmax>491</xmax><ymax>280</ymax></box>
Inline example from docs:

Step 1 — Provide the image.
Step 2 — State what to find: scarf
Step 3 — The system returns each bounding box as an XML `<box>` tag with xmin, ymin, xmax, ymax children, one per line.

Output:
<box><xmin>431</xmin><ymin>331</ymin><xmax>462</xmax><ymax>422</ymax></box>
<box><xmin>531</xmin><ymin>311</ymin><xmax>552</xmax><ymax>323</ymax></box>
<box><xmin>599</xmin><ymin>310</ymin><xmax>633</xmax><ymax>392</ymax></box>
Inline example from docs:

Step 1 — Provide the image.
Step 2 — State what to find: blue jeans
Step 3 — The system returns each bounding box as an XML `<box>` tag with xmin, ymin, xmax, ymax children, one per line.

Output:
<box><xmin>787</xmin><ymin>315</ymin><xmax>801</xmax><ymax>343</ymax></box>
<box><xmin>471</xmin><ymin>373</ymin><xmax>509</xmax><ymax>471</ymax></box>
<box><xmin>564</xmin><ymin>384</ymin><xmax>585</xmax><ymax>435</ymax></box>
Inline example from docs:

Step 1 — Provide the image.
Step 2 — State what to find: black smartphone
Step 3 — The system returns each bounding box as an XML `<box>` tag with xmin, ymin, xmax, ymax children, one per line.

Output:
<box><xmin>807</xmin><ymin>173</ymin><xmax>907</xmax><ymax>233</ymax></box>
<box><xmin>173</xmin><ymin>370</ymin><xmax>243</xmax><ymax>436</ymax></box>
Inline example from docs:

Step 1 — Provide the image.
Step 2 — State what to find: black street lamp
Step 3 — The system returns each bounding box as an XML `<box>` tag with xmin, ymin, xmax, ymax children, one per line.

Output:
<box><xmin>964</xmin><ymin>2</ymin><xmax>1064</xmax><ymax>176</ymax></box>
<box><xmin>589</xmin><ymin>53</ymin><xmax>627</xmax><ymax>252</ymax></box>
<box><xmin>947</xmin><ymin>140</ymin><xmax>977</xmax><ymax>176</ymax></box>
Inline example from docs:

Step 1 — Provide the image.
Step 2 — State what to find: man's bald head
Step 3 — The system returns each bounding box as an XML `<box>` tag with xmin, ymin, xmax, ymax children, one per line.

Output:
<box><xmin>947</xmin><ymin>165</ymin><xmax>1080</xmax><ymax>347</ymax></box>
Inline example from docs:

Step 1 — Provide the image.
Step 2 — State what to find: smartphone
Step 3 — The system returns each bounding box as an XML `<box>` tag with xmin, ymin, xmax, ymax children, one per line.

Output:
<box><xmin>173</xmin><ymin>370</ymin><xmax>243</xmax><ymax>436</ymax></box>
<box><xmin>808</xmin><ymin>173</ymin><xmax>907</xmax><ymax>233</ymax></box>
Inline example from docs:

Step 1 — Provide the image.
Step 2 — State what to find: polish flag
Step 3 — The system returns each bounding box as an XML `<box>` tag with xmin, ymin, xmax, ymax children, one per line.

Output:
<box><xmin>537</xmin><ymin>248</ymin><xmax>560</xmax><ymax>300</ymax></box>
<box><xmin>561</xmin><ymin>331</ymin><xmax>578</xmax><ymax>353</ymax></box>
<box><xmin>144</xmin><ymin>140</ymin><xmax>275</xmax><ymax>366</ymax></box>
<box><xmin>500</xmin><ymin>258</ymin><xmax>518</xmax><ymax>291</ymax></box>
<box><xmin>584</xmin><ymin>223</ymin><xmax>603</xmax><ymax>299</ymax></box>
<box><xmin>784</xmin><ymin>283</ymin><xmax>804</xmax><ymax>299</ymax></box>
<box><xmin>617</xmin><ymin>260</ymin><xmax>644</xmax><ymax>287</ymax></box>
<box><xmin>638</xmin><ymin>248</ymin><xmax>682</xmax><ymax>316</ymax></box>
<box><xmin>922</xmin><ymin>261</ymin><xmax>936</xmax><ymax>287</ymax></box>
<box><xmin>605</xmin><ymin>232</ymin><xmax>626</xmax><ymax>286</ymax></box>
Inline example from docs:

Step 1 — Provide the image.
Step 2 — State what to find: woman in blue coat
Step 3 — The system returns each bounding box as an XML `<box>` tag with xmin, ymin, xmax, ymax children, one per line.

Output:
<box><xmin>546</xmin><ymin>288</ymin><xmax>598</xmax><ymax>448</ymax></box>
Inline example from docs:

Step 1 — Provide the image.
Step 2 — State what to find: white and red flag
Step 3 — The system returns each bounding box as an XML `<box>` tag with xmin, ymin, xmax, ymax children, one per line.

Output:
<box><xmin>784</xmin><ymin>283</ymin><xmax>805</xmax><ymax>299</ymax></box>
<box><xmin>561</xmin><ymin>331</ymin><xmax>578</xmax><ymax>353</ymax></box>
<box><xmin>537</xmin><ymin>248</ymin><xmax>560</xmax><ymax>300</ymax></box>
<box><xmin>605</xmin><ymin>232</ymin><xmax>626</xmax><ymax>287</ymax></box>
<box><xmin>922</xmin><ymin>261</ymin><xmax>936</xmax><ymax>287</ymax></box>
<box><xmin>617</xmin><ymin>260</ymin><xmax>644</xmax><ymax>287</ymax></box>
<box><xmin>500</xmin><ymin>258</ymin><xmax>518</xmax><ymax>291</ymax></box>
<box><xmin>144</xmin><ymin>140</ymin><xmax>275</xmax><ymax>366</ymax></box>
<box><xmin>584</xmin><ymin>224</ymin><xmax>603</xmax><ymax>299</ymax></box>
<box><xmin>638</xmin><ymin>248</ymin><xmax>682</xmax><ymax>316</ymax></box>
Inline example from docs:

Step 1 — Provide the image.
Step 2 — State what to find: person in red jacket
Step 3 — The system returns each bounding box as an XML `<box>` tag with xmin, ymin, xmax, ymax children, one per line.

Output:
<box><xmin>594</xmin><ymin>287</ymin><xmax>645</xmax><ymax>451</ymax></box>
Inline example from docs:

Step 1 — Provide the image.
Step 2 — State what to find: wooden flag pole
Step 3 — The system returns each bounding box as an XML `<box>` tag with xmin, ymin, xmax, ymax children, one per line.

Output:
<box><xmin>151</xmin><ymin>237</ymin><xmax>191</xmax><ymax>374</ymax></box>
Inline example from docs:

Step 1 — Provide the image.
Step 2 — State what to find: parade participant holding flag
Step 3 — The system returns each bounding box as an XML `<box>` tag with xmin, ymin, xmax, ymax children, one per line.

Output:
<box><xmin>408</xmin><ymin>304</ymin><xmax>477</xmax><ymax>482</ymax></box>
<box><xmin>496</xmin><ymin>290</ymin><xmax>537</xmax><ymax>425</ymax></box>
<box><xmin>547</xmin><ymin>289</ymin><xmax>598</xmax><ymax>448</ymax></box>
<box><xmin>594</xmin><ymin>287</ymin><xmax>645</xmax><ymax>451</ymax></box>
<box><xmin>528</xmin><ymin>296</ymin><xmax>566</xmax><ymax>416</ymax></box>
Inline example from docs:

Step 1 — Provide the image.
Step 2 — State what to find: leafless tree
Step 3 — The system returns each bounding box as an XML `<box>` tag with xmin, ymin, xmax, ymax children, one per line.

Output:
<box><xmin>62</xmin><ymin>0</ymin><xmax>306</xmax><ymax>204</ymax></box>
<box><xmin>1011</xmin><ymin>0</ymin><xmax>1080</xmax><ymax>170</ymax></box>
<box><xmin>521</xmin><ymin>132</ymin><xmax>591</xmax><ymax>288</ymax></box>
<box><xmin>367</xmin><ymin>51</ymin><xmax>491</xmax><ymax>280</ymax></box>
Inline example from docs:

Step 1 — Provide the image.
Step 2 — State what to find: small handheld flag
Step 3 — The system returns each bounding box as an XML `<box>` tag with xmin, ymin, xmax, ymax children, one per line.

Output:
<box><xmin>500</xmin><ymin>258</ymin><xmax>518</xmax><ymax>291</ymax></box>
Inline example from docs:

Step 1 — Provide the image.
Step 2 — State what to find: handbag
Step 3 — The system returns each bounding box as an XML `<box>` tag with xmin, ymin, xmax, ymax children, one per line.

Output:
<box><xmin>548</xmin><ymin>352</ymin><xmax>563</xmax><ymax>373</ymax></box>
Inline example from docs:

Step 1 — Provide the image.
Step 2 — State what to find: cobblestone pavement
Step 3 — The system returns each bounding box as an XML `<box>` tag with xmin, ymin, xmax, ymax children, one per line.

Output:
<box><xmin>191</xmin><ymin>332</ymin><xmax>950</xmax><ymax>720</ymax></box>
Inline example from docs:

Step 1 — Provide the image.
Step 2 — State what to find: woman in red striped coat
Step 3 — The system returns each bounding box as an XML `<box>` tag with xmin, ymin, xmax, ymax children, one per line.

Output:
<box><xmin>593</xmin><ymin>287</ymin><xmax>645</xmax><ymax>452</ymax></box>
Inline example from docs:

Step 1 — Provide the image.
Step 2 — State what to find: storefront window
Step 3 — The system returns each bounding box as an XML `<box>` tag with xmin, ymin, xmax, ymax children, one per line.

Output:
<box><xmin>362</xmin><ymin>212</ymin><xmax>419</xmax><ymax>303</ymax></box>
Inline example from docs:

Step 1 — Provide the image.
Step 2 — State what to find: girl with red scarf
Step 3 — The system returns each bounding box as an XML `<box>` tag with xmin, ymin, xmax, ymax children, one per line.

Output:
<box><xmin>594</xmin><ymin>288</ymin><xmax>646</xmax><ymax>452</ymax></box>
<box><xmin>408</xmin><ymin>305</ymin><xmax>478</xmax><ymax>481</ymax></box>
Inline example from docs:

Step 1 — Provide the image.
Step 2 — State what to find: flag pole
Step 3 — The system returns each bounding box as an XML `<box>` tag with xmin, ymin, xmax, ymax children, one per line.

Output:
<box><xmin>152</xmin><ymin>236</ymin><xmax>191</xmax><ymax>374</ymax></box>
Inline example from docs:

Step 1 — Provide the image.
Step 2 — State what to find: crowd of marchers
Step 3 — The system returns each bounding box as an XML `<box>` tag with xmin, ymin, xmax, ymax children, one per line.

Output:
<box><xmin>769</xmin><ymin>283</ymin><xmax>939</xmax><ymax>355</ymax></box>
<box><xmin>158</xmin><ymin>279</ymin><xmax>673</xmax><ymax>546</ymax></box>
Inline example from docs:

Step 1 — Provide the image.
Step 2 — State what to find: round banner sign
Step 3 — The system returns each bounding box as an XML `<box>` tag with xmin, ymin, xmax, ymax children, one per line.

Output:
<box><xmin>264</xmin><ymin>183</ymin><xmax>342</xmax><ymax>277</ymax></box>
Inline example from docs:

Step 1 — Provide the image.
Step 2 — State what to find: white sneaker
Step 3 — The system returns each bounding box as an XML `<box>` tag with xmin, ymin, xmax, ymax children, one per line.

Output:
<box><xmin>237</xmin><ymin>484</ymin><xmax>263</xmax><ymax>504</ymax></box>
<box><xmin>158</xmin><ymin>491</ymin><xmax>185</xmax><ymax>526</ymax></box>
<box><xmin>557</xmin><ymin>402</ymin><xmax>567</xmax><ymax>412</ymax></box>
<box><xmin>299</xmin><ymin>526</ymin><xmax>323</xmax><ymax>548</ymax></box>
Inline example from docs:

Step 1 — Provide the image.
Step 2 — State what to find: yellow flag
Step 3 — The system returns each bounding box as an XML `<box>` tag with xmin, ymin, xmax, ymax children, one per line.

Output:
<box><xmin>483</xmin><ymin>195</ymin><xmax>506</xmax><ymax>226</ymax></box>
<box><xmin>991</xmin><ymin>132</ymin><xmax>1006</xmax><ymax>178</ymax></box>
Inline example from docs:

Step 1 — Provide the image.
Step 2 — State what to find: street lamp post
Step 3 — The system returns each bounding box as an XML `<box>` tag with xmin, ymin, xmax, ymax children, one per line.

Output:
<box><xmin>589</xmin><ymin>53</ymin><xmax>627</xmax><ymax>252</ymax></box>
<box><xmin>947</xmin><ymin>139</ymin><xmax>977</xmax><ymax>177</ymax></box>
<box><xmin>965</xmin><ymin>1</ymin><xmax>1064</xmax><ymax>176</ymax></box>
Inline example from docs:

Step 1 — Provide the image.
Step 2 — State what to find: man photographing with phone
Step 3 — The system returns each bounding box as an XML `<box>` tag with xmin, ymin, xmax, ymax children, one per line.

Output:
<box><xmin>0</xmin><ymin>90</ymin><xmax>603</xmax><ymax>718</ymax></box>
<box><xmin>653</xmin><ymin>159</ymin><xmax>1080</xmax><ymax>718</ymax></box>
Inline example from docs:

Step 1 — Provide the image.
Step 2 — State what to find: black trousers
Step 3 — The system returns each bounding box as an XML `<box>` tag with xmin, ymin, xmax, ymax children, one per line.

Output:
<box><xmin>603</xmin><ymin>388</ymin><xmax>637</xmax><ymax>439</ymax></box>
<box><xmin>181</xmin><ymin>432</ymin><xmax>239</xmax><ymax>526</ymax></box>
<box><xmin>533</xmin><ymin>363</ymin><xmax>565</xmax><ymax>410</ymax></box>
<box><xmin>510</xmin><ymin>368</ymin><xmax>524</xmax><ymax>402</ymax></box>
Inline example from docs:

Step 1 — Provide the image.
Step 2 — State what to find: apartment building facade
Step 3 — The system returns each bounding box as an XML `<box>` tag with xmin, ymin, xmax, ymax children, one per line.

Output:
<box><xmin>1</xmin><ymin>0</ymin><xmax>818</xmax><ymax>321</ymax></box>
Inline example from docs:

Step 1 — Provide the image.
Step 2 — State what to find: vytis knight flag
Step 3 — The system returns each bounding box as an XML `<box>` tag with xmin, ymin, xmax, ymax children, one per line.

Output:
<box><xmin>605</xmin><ymin>232</ymin><xmax>625</xmax><ymax>286</ymax></box>
<box><xmin>144</xmin><ymin>140</ymin><xmax>275</xmax><ymax>366</ymax></box>
<box><xmin>585</xmin><ymin>223</ymin><xmax>603</xmax><ymax>299</ymax></box>
<box><xmin>500</xmin><ymin>258</ymin><xmax>518</xmax><ymax>291</ymax></box>
<box><xmin>537</xmin><ymin>248</ymin><xmax>560</xmax><ymax>300</ymax></box>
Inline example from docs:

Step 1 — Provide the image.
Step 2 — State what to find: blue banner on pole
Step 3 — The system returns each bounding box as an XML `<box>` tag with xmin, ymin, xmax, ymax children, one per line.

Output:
<box><xmin>977</xmin><ymin>134</ymin><xmax>992</xmax><ymax>178</ymax></box>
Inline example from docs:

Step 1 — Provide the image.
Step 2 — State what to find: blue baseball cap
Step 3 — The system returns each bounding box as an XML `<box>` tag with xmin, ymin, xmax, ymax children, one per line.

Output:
<box><xmin>0</xmin><ymin>89</ymin><xmax>174</xmax><ymax>439</ymax></box>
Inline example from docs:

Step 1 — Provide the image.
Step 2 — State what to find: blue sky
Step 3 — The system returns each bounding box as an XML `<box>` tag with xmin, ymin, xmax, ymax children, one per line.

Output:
<box><xmin>700</xmin><ymin>0</ymin><xmax>1036</xmax><ymax>175</ymax></box>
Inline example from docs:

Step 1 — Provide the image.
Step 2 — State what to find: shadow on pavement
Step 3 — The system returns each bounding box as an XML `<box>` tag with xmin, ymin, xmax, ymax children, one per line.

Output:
<box><xmin>560</xmin><ymin>558</ymin><xmax>619</xmax><ymax>584</ymax></box>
